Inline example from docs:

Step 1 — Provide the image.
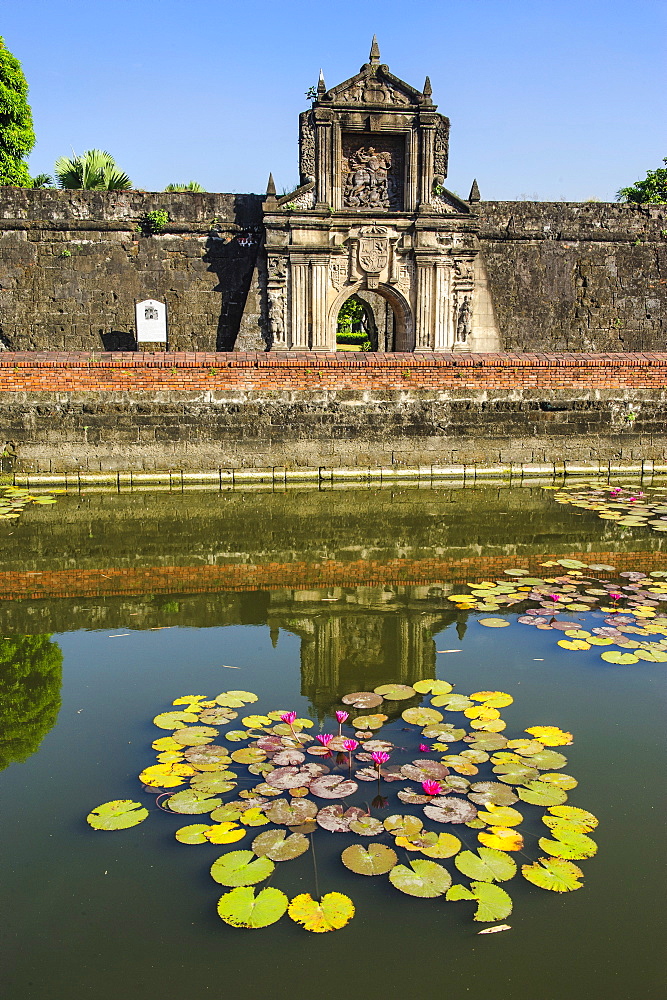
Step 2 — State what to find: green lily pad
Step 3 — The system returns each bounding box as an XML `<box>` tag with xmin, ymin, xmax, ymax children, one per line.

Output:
<box><xmin>264</xmin><ymin>798</ymin><xmax>318</xmax><ymax>825</ymax></box>
<box><xmin>172</xmin><ymin>726</ymin><xmax>218</xmax><ymax>746</ymax></box>
<box><xmin>527</xmin><ymin>750</ymin><xmax>568</xmax><ymax>770</ymax></box>
<box><xmin>383</xmin><ymin>814</ymin><xmax>423</xmax><ymax>838</ymax></box>
<box><xmin>521</xmin><ymin>857</ymin><xmax>584</xmax><ymax>892</ymax></box>
<box><xmin>454</xmin><ymin>848</ymin><xmax>517</xmax><ymax>882</ymax></box>
<box><xmin>189</xmin><ymin>773</ymin><xmax>237</xmax><ymax>794</ymax></box>
<box><xmin>373</xmin><ymin>683</ymin><xmax>417</xmax><ymax>701</ymax></box>
<box><xmin>287</xmin><ymin>892</ymin><xmax>355</xmax><ymax>933</ymax></box>
<box><xmin>341</xmin><ymin>842</ymin><xmax>397</xmax><ymax>875</ymax></box>
<box><xmin>166</xmin><ymin>789</ymin><xmax>223</xmax><ymax>814</ymax></box>
<box><xmin>389</xmin><ymin>859</ymin><xmax>452</xmax><ymax>897</ymax></box>
<box><xmin>217</xmin><ymin>886</ymin><xmax>288</xmax><ymax>929</ymax></box>
<box><xmin>431</xmin><ymin>693</ymin><xmax>473</xmax><ymax>710</ymax></box>
<box><xmin>153</xmin><ymin>711</ymin><xmax>199</xmax><ymax>730</ymax></box>
<box><xmin>216</xmin><ymin>690</ymin><xmax>258</xmax><ymax>707</ymax></box>
<box><xmin>412</xmin><ymin>679</ymin><xmax>453</xmax><ymax>695</ymax></box>
<box><xmin>86</xmin><ymin>799</ymin><xmax>149</xmax><ymax>831</ymax></box>
<box><xmin>468</xmin><ymin>782</ymin><xmax>519</xmax><ymax>806</ymax></box>
<box><xmin>402</xmin><ymin>707</ymin><xmax>443</xmax><ymax>725</ymax></box>
<box><xmin>251</xmin><ymin>829</ymin><xmax>310</xmax><ymax>861</ymax></box>
<box><xmin>348</xmin><ymin>815</ymin><xmax>385</xmax><ymax>836</ymax></box>
<box><xmin>545</xmin><ymin>805</ymin><xmax>598</xmax><ymax>832</ymax></box>
<box><xmin>538</xmin><ymin>829</ymin><xmax>597</xmax><ymax>860</ymax></box>
<box><xmin>446</xmin><ymin>881</ymin><xmax>513</xmax><ymax>921</ymax></box>
<box><xmin>175</xmin><ymin>823</ymin><xmax>211</xmax><ymax>844</ymax></box>
<box><xmin>476</xmin><ymin>805</ymin><xmax>523</xmax><ymax>827</ymax></box>
<box><xmin>210</xmin><ymin>849</ymin><xmax>275</xmax><ymax>887</ymax></box>
<box><xmin>517</xmin><ymin>780</ymin><xmax>568</xmax><ymax>806</ymax></box>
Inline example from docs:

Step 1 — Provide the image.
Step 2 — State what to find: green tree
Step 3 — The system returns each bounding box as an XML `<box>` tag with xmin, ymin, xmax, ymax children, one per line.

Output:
<box><xmin>31</xmin><ymin>172</ymin><xmax>53</xmax><ymax>188</ymax></box>
<box><xmin>617</xmin><ymin>158</ymin><xmax>667</xmax><ymax>204</ymax></box>
<box><xmin>54</xmin><ymin>149</ymin><xmax>132</xmax><ymax>190</ymax></box>
<box><xmin>0</xmin><ymin>635</ymin><xmax>63</xmax><ymax>771</ymax></box>
<box><xmin>164</xmin><ymin>181</ymin><xmax>206</xmax><ymax>192</ymax></box>
<box><xmin>0</xmin><ymin>36</ymin><xmax>35</xmax><ymax>187</ymax></box>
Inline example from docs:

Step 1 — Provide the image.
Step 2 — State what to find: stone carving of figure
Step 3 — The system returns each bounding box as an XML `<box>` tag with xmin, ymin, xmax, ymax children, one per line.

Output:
<box><xmin>268</xmin><ymin>288</ymin><xmax>285</xmax><ymax>344</ymax></box>
<box><xmin>457</xmin><ymin>296</ymin><xmax>472</xmax><ymax>343</ymax></box>
<box><xmin>343</xmin><ymin>147</ymin><xmax>394</xmax><ymax>209</ymax></box>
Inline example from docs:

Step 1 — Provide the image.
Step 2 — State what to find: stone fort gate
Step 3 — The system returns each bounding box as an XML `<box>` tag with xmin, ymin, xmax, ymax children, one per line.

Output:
<box><xmin>261</xmin><ymin>39</ymin><xmax>499</xmax><ymax>353</ymax></box>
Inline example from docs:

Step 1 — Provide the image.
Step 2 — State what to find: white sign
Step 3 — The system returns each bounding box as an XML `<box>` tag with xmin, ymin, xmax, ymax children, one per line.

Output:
<box><xmin>135</xmin><ymin>299</ymin><xmax>167</xmax><ymax>344</ymax></box>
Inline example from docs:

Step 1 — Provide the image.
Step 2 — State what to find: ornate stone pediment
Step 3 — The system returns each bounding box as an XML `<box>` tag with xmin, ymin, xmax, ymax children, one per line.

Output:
<box><xmin>321</xmin><ymin>37</ymin><xmax>426</xmax><ymax>109</ymax></box>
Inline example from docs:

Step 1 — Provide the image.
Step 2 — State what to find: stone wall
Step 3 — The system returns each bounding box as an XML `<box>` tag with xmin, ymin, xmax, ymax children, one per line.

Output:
<box><xmin>477</xmin><ymin>201</ymin><xmax>667</xmax><ymax>351</ymax></box>
<box><xmin>0</xmin><ymin>352</ymin><xmax>665</xmax><ymax>473</ymax></box>
<box><xmin>0</xmin><ymin>190</ymin><xmax>665</xmax><ymax>353</ymax></box>
<box><xmin>0</xmin><ymin>189</ymin><xmax>263</xmax><ymax>352</ymax></box>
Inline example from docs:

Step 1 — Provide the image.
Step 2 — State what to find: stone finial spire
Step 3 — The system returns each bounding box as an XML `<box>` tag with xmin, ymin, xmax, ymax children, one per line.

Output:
<box><xmin>369</xmin><ymin>35</ymin><xmax>380</xmax><ymax>65</ymax></box>
<box><xmin>468</xmin><ymin>178</ymin><xmax>481</xmax><ymax>202</ymax></box>
<box><xmin>423</xmin><ymin>75</ymin><xmax>432</xmax><ymax>98</ymax></box>
<box><xmin>266</xmin><ymin>173</ymin><xmax>276</xmax><ymax>197</ymax></box>
<box><xmin>317</xmin><ymin>68</ymin><xmax>326</xmax><ymax>96</ymax></box>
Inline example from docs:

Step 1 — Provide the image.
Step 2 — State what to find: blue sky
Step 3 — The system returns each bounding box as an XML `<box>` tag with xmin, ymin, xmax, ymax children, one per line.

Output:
<box><xmin>4</xmin><ymin>0</ymin><xmax>665</xmax><ymax>200</ymax></box>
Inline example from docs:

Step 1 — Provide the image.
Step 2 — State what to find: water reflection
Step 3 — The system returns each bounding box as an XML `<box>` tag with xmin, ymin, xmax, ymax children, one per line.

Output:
<box><xmin>0</xmin><ymin>636</ymin><xmax>62</xmax><ymax>770</ymax></box>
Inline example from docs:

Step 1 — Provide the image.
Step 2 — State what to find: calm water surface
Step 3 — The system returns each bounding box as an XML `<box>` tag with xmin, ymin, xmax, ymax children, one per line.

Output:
<box><xmin>0</xmin><ymin>483</ymin><xmax>664</xmax><ymax>1000</ymax></box>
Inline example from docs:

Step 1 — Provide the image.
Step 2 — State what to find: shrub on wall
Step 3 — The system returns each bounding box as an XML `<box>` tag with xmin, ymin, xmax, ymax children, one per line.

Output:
<box><xmin>0</xmin><ymin>36</ymin><xmax>35</xmax><ymax>187</ymax></box>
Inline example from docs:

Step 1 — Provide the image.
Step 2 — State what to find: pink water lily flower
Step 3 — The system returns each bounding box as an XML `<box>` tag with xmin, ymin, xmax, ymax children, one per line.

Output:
<box><xmin>419</xmin><ymin>743</ymin><xmax>430</xmax><ymax>752</ymax></box>
<box><xmin>371</xmin><ymin>751</ymin><xmax>390</xmax><ymax>766</ymax></box>
<box><xmin>422</xmin><ymin>780</ymin><xmax>442</xmax><ymax>796</ymax></box>
<box><xmin>335</xmin><ymin>710</ymin><xmax>349</xmax><ymax>724</ymax></box>
<box><xmin>280</xmin><ymin>711</ymin><xmax>297</xmax><ymax>724</ymax></box>
<box><xmin>610</xmin><ymin>592</ymin><xmax>622</xmax><ymax>601</ymax></box>
<box><xmin>549</xmin><ymin>594</ymin><xmax>561</xmax><ymax>601</ymax></box>
<box><xmin>343</xmin><ymin>739</ymin><xmax>359</xmax><ymax>752</ymax></box>
<box><xmin>316</xmin><ymin>733</ymin><xmax>334</xmax><ymax>746</ymax></box>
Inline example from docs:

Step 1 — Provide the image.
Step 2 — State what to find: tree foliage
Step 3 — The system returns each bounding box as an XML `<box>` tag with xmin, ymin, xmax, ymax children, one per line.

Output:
<box><xmin>617</xmin><ymin>158</ymin><xmax>667</xmax><ymax>204</ymax></box>
<box><xmin>0</xmin><ymin>635</ymin><xmax>63</xmax><ymax>771</ymax></box>
<box><xmin>164</xmin><ymin>181</ymin><xmax>205</xmax><ymax>192</ymax></box>
<box><xmin>54</xmin><ymin>149</ymin><xmax>132</xmax><ymax>190</ymax></box>
<box><xmin>0</xmin><ymin>36</ymin><xmax>35</xmax><ymax>187</ymax></box>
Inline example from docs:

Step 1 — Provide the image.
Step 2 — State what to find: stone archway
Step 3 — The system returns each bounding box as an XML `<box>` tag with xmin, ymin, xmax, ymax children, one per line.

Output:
<box><xmin>328</xmin><ymin>282</ymin><xmax>414</xmax><ymax>352</ymax></box>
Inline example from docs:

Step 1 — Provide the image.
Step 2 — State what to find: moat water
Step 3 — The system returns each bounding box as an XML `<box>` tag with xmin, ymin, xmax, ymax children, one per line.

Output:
<box><xmin>0</xmin><ymin>482</ymin><xmax>664</xmax><ymax>1000</ymax></box>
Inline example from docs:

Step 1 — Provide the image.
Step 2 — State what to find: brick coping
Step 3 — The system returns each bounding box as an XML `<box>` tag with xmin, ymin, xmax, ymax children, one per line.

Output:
<box><xmin>1</xmin><ymin>351</ymin><xmax>667</xmax><ymax>369</ymax></box>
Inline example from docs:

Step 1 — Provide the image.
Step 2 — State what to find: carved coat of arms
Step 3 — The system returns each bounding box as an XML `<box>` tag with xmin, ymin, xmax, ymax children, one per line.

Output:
<box><xmin>358</xmin><ymin>226</ymin><xmax>389</xmax><ymax>275</ymax></box>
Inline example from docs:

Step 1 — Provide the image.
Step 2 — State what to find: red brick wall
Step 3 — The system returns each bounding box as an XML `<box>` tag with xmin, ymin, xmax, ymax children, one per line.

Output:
<box><xmin>1</xmin><ymin>351</ymin><xmax>667</xmax><ymax>392</ymax></box>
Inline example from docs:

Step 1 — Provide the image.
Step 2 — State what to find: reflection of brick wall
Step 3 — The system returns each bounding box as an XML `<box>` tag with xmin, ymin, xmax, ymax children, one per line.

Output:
<box><xmin>1</xmin><ymin>550</ymin><xmax>664</xmax><ymax>601</ymax></box>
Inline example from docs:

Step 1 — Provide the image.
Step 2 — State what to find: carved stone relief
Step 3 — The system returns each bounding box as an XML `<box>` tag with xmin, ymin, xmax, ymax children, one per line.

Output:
<box><xmin>336</xmin><ymin>79</ymin><xmax>410</xmax><ymax>105</ymax></box>
<box><xmin>267</xmin><ymin>255</ymin><xmax>287</xmax><ymax>280</ymax></box>
<box><xmin>456</xmin><ymin>295</ymin><xmax>472</xmax><ymax>344</ymax></box>
<box><xmin>299</xmin><ymin>111</ymin><xmax>316</xmax><ymax>183</ymax></box>
<box><xmin>268</xmin><ymin>287</ymin><xmax>286</xmax><ymax>345</ymax></box>
<box><xmin>342</xmin><ymin>135</ymin><xmax>404</xmax><ymax>210</ymax></box>
<box><xmin>396</xmin><ymin>260</ymin><xmax>415</xmax><ymax>295</ymax></box>
<box><xmin>433</xmin><ymin>119</ymin><xmax>449</xmax><ymax>178</ymax></box>
<box><xmin>289</xmin><ymin>188</ymin><xmax>316</xmax><ymax>210</ymax></box>
<box><xmin>329</xmin><ymin>260</ymin><xmax>348</xmax><ymax>290</ymax></box>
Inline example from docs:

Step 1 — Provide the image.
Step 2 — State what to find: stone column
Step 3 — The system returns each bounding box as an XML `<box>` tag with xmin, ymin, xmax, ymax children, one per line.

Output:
<box><xmin>290</xmin><ymin>258</ymin><xmax>310</xmax><ymax>349</ymax></box>
<box><xmin>332</xmin><ymin>123</ymin><xmax>342</xmax><ymax>210</ymax></box>
<box><xmin>419</xmin><ymin>121</ymin><xmax>436</xmax><ymax>208</ymax></box>
<box><xmin>315</xmin><ymin>112</ymin><xmax>333</xmax><ymax>207</ymax></box>
<box><xmin>433</xmin><ymin>261</ymin><xmax>450</xmax><ymax>351</ymax></box>
<box><xmin>415</xmin><ymin>259</ymin><xmax>435</xmax><ymax>350</ymax></box>
<box><xmin>310</xmin><ymin>258</ymin><xmax>330</xmax><ymax>349</ymax></box>
<box><xmin>406</xmin><ymin>130</ymin><xmax>419</xmax><ymax>212</ymax></box>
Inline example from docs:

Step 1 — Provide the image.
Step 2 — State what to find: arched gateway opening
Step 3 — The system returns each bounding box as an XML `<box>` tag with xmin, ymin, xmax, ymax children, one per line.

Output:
<box><xmin>331</xmin><ymin>284</ymin><xmax>413</xmax><ymax>353</ymax></box>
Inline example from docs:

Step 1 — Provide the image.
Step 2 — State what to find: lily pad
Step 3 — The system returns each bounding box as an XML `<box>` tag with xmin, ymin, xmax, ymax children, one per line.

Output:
<box><xmin>383</xmin><ymin>814</ymin><xmax>423</xmax><ymax>838</ymax></box>
<box><xmin>264</xmin><ymin>798</ymin><xmax>318</xmax><ymax>826</ymax></box>
<box><xmin>401</xmin><ymin>760</ymin><xmax>449</xmax><ymax>782</ymax></box>
<box><xmin>217</xmin><ymin>885</ymin><xmax>288</xmax><ymax>929</ymax></box>
<box><xmin>153</xmin><ymin>711</ymin><xmax>198</xmax><ymax>730</ymax></box>
<box><xmin>287</xmin><ymin>892</ymin><xmax>355</xmax><ymax>933</ymax></box>
<box><xmin>348</xmin><ymin>815</ymin><xmax>384</xmax><ymax>836</ymax></box>
<box><xmin>468</xmin><ymin>782</ymin><xmax>519</xmax><ymax>806</ymax></box>
<box><xmin>205</xmin><ymin>823</ymin><xmax>247</xmax><ymax>844</ymax></box>
<box><xmin>476</xmin><ymin>805</ymin><xmax>523</xmax><ymax>827</ymax></box>
<box><xmin>478</xmin><ymin>827</ymin><xmax>524</xmax><ymax>851</ymax></box>
<box><xmin>446</xmin><ymin>881</ymin><xmax>513</xmax><ymax>922</ymax></box>
<box><xmin>521</xmin><ymin>857</ymin><xmax>584</xmax><ymax>892</ymax></box>
<box><xmin>252</xmin><ymin>829</ymin><xmax>310</xmax><ymax>861</ymax></box>
<box><xmin>424</xmin><ymin>797</ymin><xmax>477</xmax><ymax>824</ymax></box>
<box><xmin>455</xmin><ymin>847</ymin><xmax>517</xmax><ymax>882</ymax></box>
<box><xmin>210</xmin><ymin>849</ymin><xmax>274</xmax><ymax>887</ymax></box>
<box><xmin>402</xmin><ymin>707</ymin><xmax>443</xmax><ymax>726</ymax></box>
<box><xmin>166</xmin><ymin>789</ymin><xmax>223</xmax><ymax>814</ymax></box>
<box><xmin>87</xmin><ymin>799</ymin><xmax>149</xmax><ymax>831</ymax></box>
<box><xmin>412</xmin><ymin>679</ymin><xmax>453</xmax><ymax>695</ymax></box>
<box><xmin>517</xmin><ymin>780</ymin><xmax>568</xmax><ymax>806</ymax></box>
<box><xmin>389</xmin><ymin>859</ymin><xmax>452</xmax><ymax>897</ymax></box>
<box><xmin>431</xmin><ymin>694</ymin><xmax>473</xmax><ymax>711</ymax></box>
<box><xmin>199</xmin><ymin>707</ymin><xmax>238</xmax><ymax>724</ymax></box>
<box><xmin>341</xmin><ymin>842</ymin><xmax>397</xmax><ymax>875</ymax></box>
<box><xmin>351</xmin><ymin>713</ymin><xmax>387</xmax><ymax>730</ymax></box>
<box><xmin>316</xmin><ymin>805</ymin><xmax>366</xmax><ymax>833</ymax></box>
<box><xmin>469</xmin><ymin>691</ymin><xmax>514</xmax><ymax>708</ymax></box>
<box><xmin>524</xmin><ymin>726</ymin><xmax>573</xmax><ymax>746</ymax></box>
<box><xmin>189</xmin><ymin>774</ymin><xmax>236</xmax><ymax>795</ymax></box>
<box><xmin>172</xmin><ymin>726</ymin><xmax>219</xmax><ymax>747</ymax></box>
<box><xmin>478</xmin><ymin>618</ymin><xmax>511</xmax><ymax>628</ymax></box>
<box><xmin>341</xmin><ymin>691</ymin><xmax>383</xmax><ymax>709</ymax></box>
<box><xmin>547</xmin><ymin>805</ymin><xmax>598</xmax><ymax>831</ymax></box>
<box><xmin>373</xmin><ymin>683</ymin><xmax>416</xmax><ymax>701</ymax></box>
<box><xmin>175</xmin><ymin>824</ymin><xmax>210</xmax><ymax>844</ymax></box>
<box><xmin>309</xmin><ymin>775</ymin><xmax>358</xmax><ymax>799</ymax></box>
<box><xmin>419</xmin><ymin>832</ymin><xmax>462</xmax><ymax>858</ymax></box>
<box><xmin>600</xmin><ymin>650</ymin><xmax>640</xmax><ymax>664</ymax></box>
<box><xmin>538</xmin><ymin>829</ymin><xmax>597</xmax><ymax>860</ymax></box>
<box><xmin>231</xmin><ymin>748</ymin><xmax>267</xmax><ymax>765</ymax></box>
